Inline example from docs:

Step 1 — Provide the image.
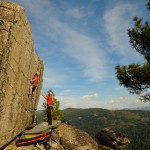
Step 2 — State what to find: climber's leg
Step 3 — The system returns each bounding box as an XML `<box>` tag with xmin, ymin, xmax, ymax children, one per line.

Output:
<box><xmin>29</xmin><ymin>85</ymin><xmax>33</xmax><ymax>95</ymax></box>
<box><xmin>47</xmin><ymin>106</ymin><xmax>52</xmax><ymax>125</ymax></box>
<box><xmin>31</xmin><ymin>85</ymin><xmax>37</xmax><ymax>99</ymax></box>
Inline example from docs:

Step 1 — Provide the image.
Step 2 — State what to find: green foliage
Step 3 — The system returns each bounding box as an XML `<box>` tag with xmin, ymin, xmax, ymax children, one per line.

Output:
<box><xmin>128</xmin><ymin>16</ymin><xmax>150</xmax><ymax>63</ymax></box>
<box><xmin>52</xmin><ymin>109</ymin><xmax>64</xmax><ymax>120</ymax></box>
<box><xmin>115</xmin><ymin>0</ymin><xmax>150</xmax><ymax>101</ymax></box>
<box><xmin>116</xmin><ymin>64</ymin><xmax>150</xmax><ymax>94</ymax></box>
<box><xmin>42</xmin><ymin>89</ymin><xmax>64</xmax><ymax>121</ymax></box>
<box><xmin>147</xmin><ymin>0</ymin><xmax>150</xmax><ymax>10</ymax></box>
<box><xmin>51</xmin><ymin>93</ymin><xmax>64</xmax><ymax>120</ymax></box>
<box><xmin>62</xmin><ymin>108</ymin><xmax>150</xmax><ymax>150</ymax></box>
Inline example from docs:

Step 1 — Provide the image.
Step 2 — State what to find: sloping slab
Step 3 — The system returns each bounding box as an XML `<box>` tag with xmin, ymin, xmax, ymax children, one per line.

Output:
<box><xmin>17</xmin><ymin>120</ymin><xmax>61</xmax><ymax>146</ymax></box>
<box><xmin>23</xmin><ymin>120</ymin><xmax>61</xmax><ymax>135</ymax></box>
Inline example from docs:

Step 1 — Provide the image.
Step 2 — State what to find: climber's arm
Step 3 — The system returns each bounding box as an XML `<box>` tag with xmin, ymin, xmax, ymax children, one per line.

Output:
<box><xmin>41</xmin><ymin>92</ymin><xmax>47</xmax><ymax>99</ymax></box>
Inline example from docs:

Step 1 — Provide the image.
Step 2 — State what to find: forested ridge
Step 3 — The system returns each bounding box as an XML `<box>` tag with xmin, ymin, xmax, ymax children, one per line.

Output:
<box><xmin>36</xmin><ymin>108</ymin><xmax>150</xmax><ymax>149</ymax></box>
<box><xmin>62</xmin><ymin>108</ymin><xmax>150</xmax><ymax>150</ymax></box>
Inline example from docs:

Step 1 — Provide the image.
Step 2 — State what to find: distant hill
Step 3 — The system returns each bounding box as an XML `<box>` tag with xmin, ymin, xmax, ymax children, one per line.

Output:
<box><xmin>36</xmin><ymin>110</ymin><xmax>44</xmax><ymax>123</ymax></box>
<box><xmin>36</xmin><ymin>108</ymin><xmax>150</xmax><ymax>150</ymax></box>
<box><xmin>123</xmin><ymin>106</ymin><xmax>150</xmax><ymax>111</ymax></box>
<box><xmin>62</xmin><ymin>108</ymin><xmax>150</xmax><ymax>150</ymax></box>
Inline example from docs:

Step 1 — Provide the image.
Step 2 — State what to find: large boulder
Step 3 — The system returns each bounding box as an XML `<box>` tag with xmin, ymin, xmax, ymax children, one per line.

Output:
<box><xmin>96</xmin><ymin>128</ymin><xmax>130</xmax><ymax>150</ymax></box>
<box><xmin>0</xmin><ymin>2</ymin><xmax>44</xmax><ymax>148</ymax></box>
<box><xmin>50</xmin><ymin>123</ymin><xmax>100</xmax><ymax>150</ymax></box>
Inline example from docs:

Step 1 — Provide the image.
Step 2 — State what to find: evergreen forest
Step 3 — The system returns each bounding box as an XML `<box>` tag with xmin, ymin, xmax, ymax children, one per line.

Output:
<box><xmin>62</xmin><ymin>108</ymin><xmax>150</xmax><ymax>150</ymax></box>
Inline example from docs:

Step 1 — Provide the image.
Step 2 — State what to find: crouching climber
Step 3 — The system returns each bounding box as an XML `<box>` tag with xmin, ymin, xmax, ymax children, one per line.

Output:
<box><xmin>41</xmin><ymin>91</ymin><xmax>53</xmax><ymax>125</ymax></box>
<box><xmin>28</xmin><ymin>72</ymin><xmax>40</xmax><ymax>99</ymax></box>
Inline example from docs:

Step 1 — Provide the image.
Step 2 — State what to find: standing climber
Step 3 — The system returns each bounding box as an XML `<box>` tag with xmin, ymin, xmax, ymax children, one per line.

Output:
<box><xmin>28</xmin><ymin>72</ymin><xmax>40</xmax><ymax>99</ymax></box>
<box><xmin>41</xmin><ymin>91</ymin><xmax>53</xmax><ymax>125</ymax></box>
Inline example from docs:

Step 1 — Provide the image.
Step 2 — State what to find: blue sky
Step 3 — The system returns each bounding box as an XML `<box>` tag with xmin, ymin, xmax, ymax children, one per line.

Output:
<box><xmin>8</xmin><ymin>0</ymin><xmax>150</xmax><ymax>110</ymax></box>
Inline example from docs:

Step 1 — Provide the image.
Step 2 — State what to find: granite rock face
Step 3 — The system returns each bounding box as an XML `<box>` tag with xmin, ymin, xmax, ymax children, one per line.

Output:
<box><xmin>0</xmin><ymin>2</ymin><xmax>44</xmax><ymax>148</ymax></box>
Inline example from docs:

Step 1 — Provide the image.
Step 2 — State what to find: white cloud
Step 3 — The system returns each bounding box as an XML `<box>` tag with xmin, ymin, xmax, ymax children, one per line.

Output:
<box><xmin>42</xmin><ymin>70</ymin><xmax>67</xmax><ymax>89</ymax></box>
<box><xmin>16</xmin><ymin>0</ymin><xmax>107</xmax><ymax>82</ymax></box>
<box><xmin>81</xmin><ymin>93</ymin><xmax>98</xmax><ymax>100</ymax></box>
<box><xmin>40</xmin><ymin>65</ymin><xmax>71</xmax><ymax>90</ymax></box>
<box><xmin>104</xmin><ymin>3</ymin><xmax>134</xmax><ymax>51</ymax></box>
<box><xmin>15</xmin><ymin>0</ymin><xmax>109</xmax><ymax>82</ymax></box>
<box><xmin>104</xmin><ymin>95</ymin><xmax>150</xmax><ymax>110</ymax></box>
<box><xmin>56</xmin><ymin>96</ymin><xmax>80</xmax><ymax>109</ymax></box>
<box><xmin>54</xmin><ymin>95</ymin><xmax>122</xmax><ymax>110</ymax></box>
<box><xmin>107</xmin><ymin>97</ymin><xmax>127</xmax><ymax>104</ymax></box>
<box><xmin>66</xmin><ymin>7</ymin><xmax>86</xmax><ymax>19</ymax></box>
<box><xmin>65</xmin><ymin>33</ymin><xmax>107</xmax><ymax>81</ymax></box>
<box><xmin>55</xmin><ymin>95</ymin><xmax>102</xmax><ymax>109</ymax></box>
<box><xmin>37</xmin><ymin>94</ymin><xmax>150</xmax><ymax>110</ymax></box>
<box><xmin>12</xmin><ymin>0</ymin><xmax>149</xmax><ymax>111</ymax></box>
<box><xmin>63</xmin><ymin>89</ymin><xmax>72</xmax><ymax>93</ymax></box>
<box><xmin>42</xmin><ymin>15</ymin><xmax>107</xmax><ymax>82</ymax></box>
<box><xmin>58</xmin><ymin>89</ymin><xmax>74</xmax><ymax>97</ymax></box>
<box><xmin>56</xmin><ymin>95</ymin><xmax>131</xmax><ymax>110</ymax></box>
<box><xmin>43</xmin><ymin>77</ymin><xmax>63</xmax><ymax>88</ymax></box>
<box><xmin>19</xmin><ymin>0</ymin><xmax>54</xmax><ymax>19</ymax></box>
<box><xmin>136</xmin><ymin>99</ymin><xmax>150</xmax><ymax>104</ymax></box>
<box><xmin>103</xmin><ymin>3</ymin><xmax>143</xmax><ymax>63</ymax></box>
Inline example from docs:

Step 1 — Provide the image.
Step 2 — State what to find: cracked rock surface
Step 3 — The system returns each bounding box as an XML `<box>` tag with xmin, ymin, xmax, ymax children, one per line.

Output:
<box><xmin>0</xmin><ymin>2</ymin><xmax>44</xmax><ymax>148</ymax></box>
<box><xmin>4</xmin><ymin>123</ymin><xmax>112</xmax><ymax>150</ymax></box>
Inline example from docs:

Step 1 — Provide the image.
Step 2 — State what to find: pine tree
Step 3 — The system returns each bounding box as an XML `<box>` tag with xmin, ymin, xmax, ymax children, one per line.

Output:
<box><xmin>42</xmin><ymin>89</ymin><xmax>64</xmax><ymax>121</ymax></box>
<box><xmin>115</xmin><ymin>0</ymin><xmax>150</xmax><ymax>101</ymax></box>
